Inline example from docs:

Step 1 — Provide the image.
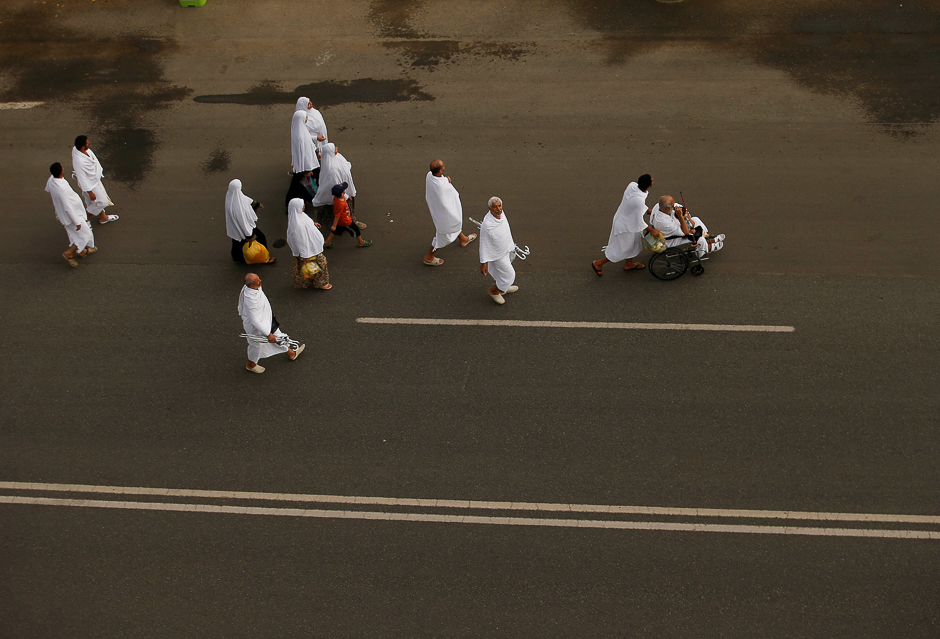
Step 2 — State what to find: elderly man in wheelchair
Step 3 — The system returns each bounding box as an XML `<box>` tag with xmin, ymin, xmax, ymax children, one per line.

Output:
<box><xmin>649</xmin><ymin>195</ymin><xmax>725</xmax><ymax>258</ymax></box>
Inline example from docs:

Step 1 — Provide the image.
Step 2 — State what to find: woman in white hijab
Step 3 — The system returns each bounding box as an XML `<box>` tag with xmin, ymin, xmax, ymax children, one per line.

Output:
<box><xmin>226</xmin><ymin>179</ymin><xmax>274</xmax><ymax>263</ymax></box>
<box><xmin>290</xmin><ymin>110</ymin><xmax>319</xmax><ymax>175</ymax></box>
<box><xmin>295</xmin><ymin>97</ymin><xmax>328</xmax><ymax>149</ymax></box>
<box><xmin>286</xmin><ymin>198</ymin><xmax>331</xmax><ymax>290</ymax></box>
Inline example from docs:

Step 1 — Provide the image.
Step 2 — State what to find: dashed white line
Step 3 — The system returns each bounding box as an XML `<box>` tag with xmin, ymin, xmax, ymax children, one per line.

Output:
<box><xmin>0</xmin><ymin>102</ymin><xmax>43</xmax><ymax>110</ymax></box>
<box><xmin>1</xmin><ymin>495</ymin><xmax>936</xmax><ymax>540</ymax></box>
<box><xmin>355</xmin><ymin>318</ymin><xmax>795</xmax><ymax>333</ymax></box>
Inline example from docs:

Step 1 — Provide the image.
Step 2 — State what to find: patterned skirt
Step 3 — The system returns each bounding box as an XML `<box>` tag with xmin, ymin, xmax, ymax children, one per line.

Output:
<box><xmin>291</xmin><ymin>254</ymin><xmax>330</xmax><ymax>289</ymax></box>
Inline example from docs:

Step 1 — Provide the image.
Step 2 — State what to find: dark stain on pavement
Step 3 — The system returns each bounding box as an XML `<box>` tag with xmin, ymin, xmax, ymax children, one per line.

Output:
<box><xmin>194</xmin><ymin>79</ymin><xmax>433</xmax><ymax>106</ymax></box>
<box><xmin>565</xmin><ymin>0</ymin><xmax>940</xmax><ymax>131</ymax></box>
<box><xmin>384</xmin><ymin>40</ymin><xmax>534</xmax><ymax>69</ymax></box>
<box><xmin>0</xmin><ymin>6</ymin><xmax>192</xmax><ymax>187</ymax></box>
<box><xmin>369</xmin><ymin>0</ymin><xmax>429</xmax><ymax>38</ymax></box>
<box><xmin>202</xmin><ymin>148</ymin><xmax>231</xmax><ymax>175</ymax></box>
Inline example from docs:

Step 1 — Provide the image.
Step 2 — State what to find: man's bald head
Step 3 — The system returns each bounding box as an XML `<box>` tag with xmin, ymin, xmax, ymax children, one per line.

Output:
<box><xmin>430</xmin><ymin>159</ymin><xmax>444</xmax><ymax>175</ymax></box>
<box><xmin>245</xmin><ymin>273</ymin><xmax>261</xmax><ymax>289</ymax></box>
<box><xmin>658</xmin><ymin>195</ymin><xmax>675</xmax><ymax>210</ymax></box>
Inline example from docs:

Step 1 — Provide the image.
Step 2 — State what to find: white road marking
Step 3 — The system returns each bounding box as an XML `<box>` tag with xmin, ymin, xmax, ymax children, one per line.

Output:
<box><xmin>0</xmin><ymin>102</ymin><xmax>43</xmax><ymax>110</ymax></box>
<box><xmin>356</xmin><ymin>318</ymin><xmax>795</xmax><ymax>333</ymax></box>
<box><xmin>1</xmin><ymin>482</ymin><xmax>936</xmax><ymax>524</ymax></box>
<box><xmin>1</xmin><ymin>495</ymin><xmax>936</xmax><ymax>539</ymax></box>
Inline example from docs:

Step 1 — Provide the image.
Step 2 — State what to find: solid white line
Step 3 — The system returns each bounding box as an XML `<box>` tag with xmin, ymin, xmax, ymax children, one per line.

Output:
<box><xmin>1</xmin><ymin>496</ymin><xmax>935</xmax><ymax>539</ymax></box>
<box><xmin>0</xmin><ymin>102</ymin><xmax>43</xmax><ymax>110</ymax></box>
<box><xmin>355</xmin><ymin>318</ymin><xmax>795</xmax><ymax>333</ymax></box>
<box><xmin>0</xmin><ymin>482</ymin><xmax>935</xmax><ymax>524</ymax></box>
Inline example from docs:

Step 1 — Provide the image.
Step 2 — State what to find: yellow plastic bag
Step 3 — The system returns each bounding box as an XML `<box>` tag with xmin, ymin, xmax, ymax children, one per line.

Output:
<box><xmin>643</xmin><ymin>231</ymin><xmax>667</xmax><ymax>253</ymax></box>
<box><xmin>302</xmin><ymin>260</ymin><xmax>321</xmax><ymax>279</ymax></box>
<box><xmin>242</xmin><ymin>240</ymin><xmax>270</xmax><ymax>264</ymax></box>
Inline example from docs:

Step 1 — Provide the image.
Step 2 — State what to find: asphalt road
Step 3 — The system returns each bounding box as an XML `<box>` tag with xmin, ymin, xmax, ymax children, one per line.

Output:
<box><xmin>2</xmin><ymin>1</ymin><xmax>939</xmax><ymax>637</ymax></box>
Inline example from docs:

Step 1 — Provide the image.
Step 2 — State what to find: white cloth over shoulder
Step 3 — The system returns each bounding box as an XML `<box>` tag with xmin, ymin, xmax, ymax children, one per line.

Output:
<box><xmin>312</xmin><ymin>143</ymin><xmax>345</xmax><ymax>206</ymax></box>
<box><xmin>335</xmin><ymin>152</ymin><xmax>356</xmax><ymax>198</ymax></box>
<box><xmin>426</xmin><ymin>172</ymin><xmax>462</xmax><ymax>239</ymax></box>
<box><xmin>291</xmin><ymin>110</ymin><xmax>319</xmax><ymax>173</ymax></box>
<box><xmin>296</xmin><ymin>97</ymin><xmax>328</xmax><ymax>149</ymax></box>
<box><xmin>46</xmin><ymin>175</ymin><xmax>95</xmax><ymax>250</ymax></box>
<box><xmin>286</xmin><ymin>198</ymin><xmax>324</xmax><ymax>258</ymax></box>
<box><xmin>71</xmin><ymin>146</ymin><xmax>112</xmax><ymax>216</ymax></box>
<box><xmin>224</xmin><ymin>179</ymin><xmax>258</xmax><ymax>241</ymax></box>
<box><xmin>479</xmin><ymin>211</ymin><xmax>515</xmax><ymax>263</ymax></box>
<box><xmin>238</xmin><ymin>285</ymin><xmax>288</xmax><ymax>362</ymax></box>
<box><xmin>46</xmin><ymin>175</ymin><xmax>87</xmax><ymax>227</ymax></box>
<box><xmin>604</xmin><ymin>182</ymin><xmax>648</xmax><ymax>262</ymax></box>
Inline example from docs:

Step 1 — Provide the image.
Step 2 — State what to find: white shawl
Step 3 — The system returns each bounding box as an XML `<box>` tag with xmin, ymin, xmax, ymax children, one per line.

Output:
<box><xmin>238</xmin><ymin>285</ymin><xmax>273</xmax><ymax>336</ymax></box>
<box><xmin>296</xmin><ymin>97</ymin><xmax>328</xmax><ymax>148</ymax></box>
<box><xmin>71</xmin><ymin>146</ymin><xmax>104</xmax><ymax>193</ymax></box>
<box><xmin>479</xmin><ymin>211</ymin><xmax>514</xmax><ymax>263</ymax></box>
<box><xmin>610</xmin><ymin>182</ymin><xmax>649</xmax><ymax>236</ymax></box>
<box><xmin>312</xmin><ymin>143</ymin><xmax>344</xmax><ymax>206</ymax></box>
<box><xmin>425</xmin><ymin>172</ymin><xmax>462</xmax><ymax>235</ymax></box>
<box><xmin>335</xmin><ymin>152</ymin><xmax>356</xmax><ymax>198</ymax></box>
<box><xmin>224</xmin><ymin>179</ymin><xmax>258</xmax><ymax>241</ymax></box>
<box><xmin>291</xmin><ymin>110</ymin><xmax>319</xmax><ymax>173</ymax></box>
<box><xmin>45</xmin><ymin>176</ymin><xmax>86</xmax><ymax>227</ymax></box>
<box><xmin>286</xmin><ymin>198</ymin><xmax>324</xmax><ymax>258</ymax></box>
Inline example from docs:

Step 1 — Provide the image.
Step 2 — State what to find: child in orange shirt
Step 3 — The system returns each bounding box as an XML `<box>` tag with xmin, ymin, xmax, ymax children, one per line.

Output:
<box><xmin>324</xmin><ymin>182</ymin><xmax>372</xmax><ymax>248</ymax></box>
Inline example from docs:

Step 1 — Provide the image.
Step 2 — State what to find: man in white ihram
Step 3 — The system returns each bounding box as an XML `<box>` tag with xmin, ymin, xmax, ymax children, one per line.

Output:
<box><xmin>479</xmin><ymin>197</ymin><xmax>520</xmax><ymax>305</ymax></box>
<box><xmin>422</xmin><ymin>159</ymin><xmax>476</xmax><ymax>266</ymax></box>
<box><xmin>46</xmin><ymin>161</ymin><xmax>97</xmax><ymax>268</ymax></box>
<box><xmin>71</xmin><ymin>135</ymin><xmax>119</xmax><ymax>225</ymax></box>
<box><xmin>592</xmin><ymin>173</ymin><xmax>661</xmax><ymax>276</ymax></box>
<box><xmin>238</xmin><ymin>273</ymin><xmax>304</xmax><ymax>374</ymax></box>
<box><xmin>649</xmin><ymin>195</ymin><xmax>725</xmax><ymax>257</ymax></box>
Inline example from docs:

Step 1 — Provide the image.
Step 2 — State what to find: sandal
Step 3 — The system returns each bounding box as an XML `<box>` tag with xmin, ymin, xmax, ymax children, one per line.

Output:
<box><xmin>62</xmin><ymin>252</ymin><xmax>78</xmax><ymax>268</ymax></box>
<box><xmin>318</xmin><ymin>284</ymin><xmax>332</xmax><ymax>290</ymax></box>
<box><xmin>461</xmin><ymin>233</ymin><xmax>478</xmax><ymax>246</ymax></box>
<box><xmin>324</xmin><ymin>243</ymin><xmax>334</xmax><ymax>249</ymax></box>
<box><xmin>624</xmin><ymin>263</ymin><xmax>645</xmax><ymax>271</ymax></box>
<box><xmin>99</xmin><ymin>214</ymin><xmax>120</xmax><ymax>225</ymax></box>
<box><xmin>358</xmin><ymin>240</ymin><xmax>373</xmax><ymax>248</ymax></box>
<box><xmin>423</xmin><ymin>257</ymin><xmax>444</xmax><ymax>266</ymax></box>
<box><xmin>84</xmin><ymin>247</ymin><xmax>98</xmax><ymax>255</ymax></box>
<box><xmin>356</xmin><ymin>221</ymin><xmax>368</xmax><ymax>229</ymax></box>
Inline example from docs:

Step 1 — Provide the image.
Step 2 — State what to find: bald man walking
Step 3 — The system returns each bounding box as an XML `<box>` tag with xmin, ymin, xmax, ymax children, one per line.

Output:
<box><xmin>422</xmin><ymin>159</ymin><xmax>476</xmax><ymax>266</ymax></box>
<box><xmin>238</xmin><ymin>273</ymin><xmax>304</xmax><ymax>373</ymax></box>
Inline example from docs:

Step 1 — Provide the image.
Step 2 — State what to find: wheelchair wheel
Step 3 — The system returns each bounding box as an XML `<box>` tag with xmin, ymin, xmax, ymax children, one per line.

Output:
<box><xmin>648</xmin><ymin>249</ymin><xmax>689</xmax><ymax>280</ymax></box>
<box><xmin>690</xmin><ymin>264</ymin><xmax>704</xmax><ymax>276</ymax></box>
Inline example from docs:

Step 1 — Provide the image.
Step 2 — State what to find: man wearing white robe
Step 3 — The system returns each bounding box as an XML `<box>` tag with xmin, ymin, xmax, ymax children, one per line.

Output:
<box><xmin>71</xmin><ymin>135</ymin><xmax>118</xmax><ymax>224</ymax></box>
<box><xmin>479</xmin><ymin>197</ymin><xmax>520</xmax><ymax>305</ymax></box>
<box><xmin>422</xmin><ymin>159</ymin><xmax>476</xmax><ymax>266</ymax></box>
<box><xmin>291</xmin><ymin>110</ymin><xmax>319</xmax><ymax>174</ymax></box>
<box><xmin>592</xmin><ymin>174</ymin><xmax>661</xmax><ymax>275</ymax></box>
<box><xmin>46</xmin><ymin>162</ymin><xmax>97</xmax><ymax>267</ymax></box>
<box><xmin>649</xmin><ymin>195</ymin><xmax>725</xmax><ymax>258</ymax></box>
<box><xmin>238</xmin><ymin>273</ymin><xmax>304</xmax><ymax>374</ymax></box>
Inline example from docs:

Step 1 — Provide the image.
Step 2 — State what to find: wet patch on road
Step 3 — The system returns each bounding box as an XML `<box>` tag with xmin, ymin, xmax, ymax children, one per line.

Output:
<box><xmin>369</xmin><ymin>0</ymin><xmax>429</xmax><ymax>38</ymax></box>
<box><xmin>194</xmin><ymin>79</ymin><xmax>433</xmax><ymax>106</ymax></box>
<box><xmin>0</xmin><ymin>6</ymin><xmax>191</xmax><ymax>187</ymax></box>
<box><xmin>202</xmin><ymin>147</ymin><xmax>231</xmax><ymax>175</ymax></box>
<box><xmin>384</xmin><ymin>40</ymin><xmax>534</xmax><ymax>69</ymax></box>
<box><xmin>565</xmin><ymin>0</ymin><xmax>940</xmax><ymax>132</ymax></box>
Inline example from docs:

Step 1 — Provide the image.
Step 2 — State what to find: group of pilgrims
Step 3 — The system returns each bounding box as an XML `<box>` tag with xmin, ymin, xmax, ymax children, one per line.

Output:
<box><xmin>44</xmin><ymin>135</ymin><xmax>120</xmax><ymax>267</ymax></box>
<box><xmin>44</xmin><ymin>96</ymin><xmax>725</xmax><ymax>374</ymax></box>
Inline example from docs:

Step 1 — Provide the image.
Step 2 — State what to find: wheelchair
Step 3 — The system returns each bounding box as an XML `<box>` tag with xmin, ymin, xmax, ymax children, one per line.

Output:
<box><xmin>647</xmin><ymin>237</ymin><xmax>708</xmax><ymax>280</ymax></box>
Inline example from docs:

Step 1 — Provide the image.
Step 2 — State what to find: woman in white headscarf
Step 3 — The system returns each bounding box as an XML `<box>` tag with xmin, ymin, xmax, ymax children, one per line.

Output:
<box><xmin>291</xmin><ymin>110</ymin><xmax>319</xmax><ymax>175</ymax></box>
<box><xmin>295</xmin><ymin>97</ymin><xmax>328</xmax><ymax>149</ymax></box>
<box><xmin>226</xmin><ymin>179</ymin><xmax>274</xmax><ymax>263</ymax></box>
<box><xmin>286</xmin><ymin>198</ymin><xmax>331</xmax><ymax>290</ymax></box>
